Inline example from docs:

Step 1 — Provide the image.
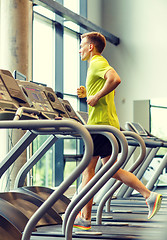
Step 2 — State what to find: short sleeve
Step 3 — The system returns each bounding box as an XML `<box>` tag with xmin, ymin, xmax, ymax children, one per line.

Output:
<box><xmin>91</xmin><ymin>56</ymin><xmax>112</xmax><ymax>79</ymax></box>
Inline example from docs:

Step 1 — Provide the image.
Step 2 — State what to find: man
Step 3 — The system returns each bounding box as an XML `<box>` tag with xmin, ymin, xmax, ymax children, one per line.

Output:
<box><xmin>73</xmin><ymin>32</ymin><xmax>162</xmax><ymax>230</ymax></box>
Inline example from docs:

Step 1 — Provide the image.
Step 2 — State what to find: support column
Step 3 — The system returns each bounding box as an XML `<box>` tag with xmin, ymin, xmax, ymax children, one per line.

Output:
<box><xmin>0</xmin><ymin>0</ymin><xmax>32</xmax><ymax>76</ymax></box>
<box><xmin>0</xmin><ymin>0</ymin><xmax>33</xmax><ymax>190</ymax></box>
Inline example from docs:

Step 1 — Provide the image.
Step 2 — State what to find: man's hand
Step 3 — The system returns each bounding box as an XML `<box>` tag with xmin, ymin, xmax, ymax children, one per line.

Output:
<box><xmin>77</xmin><ymin>86</ymin><xmax>87</xmax><ymax>98</ymax></box>
<box><xmin>87</xmin><ymin>95</ymin><xmax>99</xmax><ymax>107</ymax></box>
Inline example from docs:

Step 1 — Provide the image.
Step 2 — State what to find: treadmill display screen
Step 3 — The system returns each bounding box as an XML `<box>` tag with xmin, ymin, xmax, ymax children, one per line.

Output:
<box><xmin>129</xmin><ymin>122</ymin><xmax>148</xmax><ymax>136</ymax></box>
<box><xmin>23</xmin><ymin>86</ymin><xmax>54</xmax><ymax>112</ymax></box>
<box><xmin>25</xmin><ymin>87</ymin><xmax>44</xmax><ymax>102</ymax></box>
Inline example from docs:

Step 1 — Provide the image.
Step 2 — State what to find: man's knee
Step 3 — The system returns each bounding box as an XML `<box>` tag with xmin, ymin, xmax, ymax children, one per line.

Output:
<box><xmin>113</xmin><ymin>168</ymin><xmax>124</xmax><ymax>180</ymax></box>
<box><xmin>83</xmin><ymin>166</ymin><xmax>95</xmax><ymax>177</ymax></box>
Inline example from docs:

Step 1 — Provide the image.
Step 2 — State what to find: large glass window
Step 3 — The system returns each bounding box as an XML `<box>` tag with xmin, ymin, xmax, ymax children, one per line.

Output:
<box><xmin>33</xmin><ymin>13</ymin><xmax>55</xmax><ymax>88</ymax></box>
<box><xmin>32</xmin><ymin>135</ymin><xmax>55</xmax><ymax>186</ymax></box>
<box><xmin>32</xmin><ymin>1</ymin><xmax>87</xmax><ymax>188</ymax></box>
<box><xmin>32</xmin><ymin>11</ymin><xmax>56</xmax><ymax>187</ymax></box>
<box><xmin>63</xmin><ymin>95</ymin><xmax>79</xmax><ymax>155</ymax></box>
<box><xmin>63</xmin><ymin>1</ymin><xmax>81</xmax><ymax>184</ymax></box>
<box><xmin>63</xmin><ymin>0</ymin><xmax>80</xmax><ymax>32</ymax></box>
<box><xmin>150</xmin><ymin>98</ymin><xmax>167</xmax><ymax>156</ymax></box>
<box><xmin>63</xmin><ymin>29</ymin><xmax>80</xmax><ymax>95</ymax></box>
<box><xmin>64</xmin><ymin>0</ymin><xmax>79</xmax><ymax>13</ymax></box>
<box><xmin>63</xmin><ymin>29</ymin><xmax>83</xmax><ymax>186</ymax></box>
<box><xmin>143</xmin><ymin>98</ymin><xmax>167</xmax><ymax>187</ymax></box>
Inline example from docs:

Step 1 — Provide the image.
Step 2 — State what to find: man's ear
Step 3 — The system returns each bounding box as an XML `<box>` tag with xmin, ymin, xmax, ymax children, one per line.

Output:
<box><xmin>89</xmin><ymin>43</ymin><xmax>94</xmax><ymax>51</ymax></box>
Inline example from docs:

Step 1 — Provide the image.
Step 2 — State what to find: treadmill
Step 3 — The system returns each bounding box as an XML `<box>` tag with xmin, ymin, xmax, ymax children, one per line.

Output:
<box><xmin>24</xmin><ymin>126</ymin><xmax>166</xmax><ymax>239</ymax></box>
<box><xmin>0</xmin><ymin>70</ymin><xmax>166</xmax><ymax>240</ymax></box>
<box><xmin>93</xmin><ymin>123</ymin><xmax>167</xmax><ymax>231</ymax></box>
<box><xmin>30</xmin><ymin>131</ymin><xmax>166</xmax><ymax>240</ymax></box>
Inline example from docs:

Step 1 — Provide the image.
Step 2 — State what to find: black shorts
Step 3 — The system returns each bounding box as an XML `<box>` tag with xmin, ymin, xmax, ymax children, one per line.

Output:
<box><xmin>90</xmin><ymin>134</ymin><xmax>121</xmax><ymax>158</ymax></box>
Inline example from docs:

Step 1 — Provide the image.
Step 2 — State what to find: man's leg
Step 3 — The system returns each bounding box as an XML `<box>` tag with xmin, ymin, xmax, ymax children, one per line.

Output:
<box><xmin>113</xmin><ymin>168</ymin><xmax>151</xmax><ymax>198</ymax></box>
<box><xmin>81</xmin><ymin>155</ymin><xmax>151</xmax><ymax>220</ymax></box>
<box><xmin>81</xmin><ymin>156</ymin><xmax>99</xmax><ymax>220</ymax></box>
<box><xmin>101</xmin><ymin>156</ymin><xmax>150</xmax><ymax>198</ymax></box>
<box><xmin>73</xmin><ymin>156</ymin><xmax>99</xmax><ymax>230</ymax></box>
<box><xmin>101</xmin><ymin>156</ymin><xmax>162</xmax><ymax>219</ymax></box>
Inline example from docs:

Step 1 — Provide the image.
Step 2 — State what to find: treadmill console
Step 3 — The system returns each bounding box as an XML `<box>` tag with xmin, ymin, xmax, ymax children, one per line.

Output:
<box><xmin>43</xmin><ymin>86</ymin><xmax>68</xmax><ymax>118</ymax></box>
<box><xmin>16</xmin><ymin>80</ymin><xmax>62</xmax><ymax>119</ymax></box>
<box><xmin>76</xmin><ymin>111</ymin><xmax>88</xmax><ymax>125</ymax></box>
<box><xmin>0</xmin><ymin>73</ymin><xmax>17</xmax><ymax>110</ymax></box>
<box><xmin>0</xmin><ymin>70</ymin><xmax>30</xmax><ymax>108</ymax></box>
<box><xmin>125</xmin><ymin>122</ymin><xmax>148</xmax><ymax>136</ymax></box>
<box><xmin>0</xmin><ymin>70</ymin><xmax>35</xmax><ymax>120</ymax></box>
<box><xmin>0</xmin><ymin>69</ymin><xmax>85</xmax><ymax>123</ymax></box>
<box><xmin>58</xmin><ymin>99</ymin><xmax>83</xmax><ymax>124</ymax></box>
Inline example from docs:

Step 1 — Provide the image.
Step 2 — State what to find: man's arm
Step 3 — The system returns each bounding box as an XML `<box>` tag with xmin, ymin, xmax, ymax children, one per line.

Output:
<box><xmin>87</xmin><ymin>68</ymin><xmax>121</xmax><ymax>107</ymax></box>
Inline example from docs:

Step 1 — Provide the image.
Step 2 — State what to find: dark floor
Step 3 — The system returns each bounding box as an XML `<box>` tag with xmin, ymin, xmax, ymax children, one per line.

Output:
<box><xmin>29</xmin><ymin>185</ymin><xmax>167</xmax><ymax>240</ymax></box>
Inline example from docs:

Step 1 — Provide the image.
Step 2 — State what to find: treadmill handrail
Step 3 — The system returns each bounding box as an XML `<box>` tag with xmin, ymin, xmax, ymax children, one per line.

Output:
<box><xmin>13</xmin><ymin>107</ymin><xmax>41</xmax><ymax>120</ymax></box>
<box><xmin>62</xmin><ymin>131</ymin><xmax>119</xmax><ymax>234</ymax></box>
<box><xmin>0</xmin><ymin>119</ymin><xmax>90</xmax><ymax>178</ymax></box>
<box><xmin>0</xmin><ymin>130</ymin><xmax>37</xmax><ymax>178</ymax></box>
<box><xmin>65</xmin><ymin>125</ymin><xmax>128</xmax><ymax>240</ymax></box>
<box><xmin>96</xmin><ymin>131</ymin><xmax>146</xmax><ymax>224</ymax></box>
<box><xmin>124</xmin><ymin>147</ymin><xmax>159</xmax><ymax>198</ymax></box>
<box><xmin>21</xmin><ymin>119</ymin><xmax>93</xmax><ymax>240</ymax></box>
<box><xmin>146</xmin><ymin>151</ymin><xmax>167</xmax><ymax>190</ymax></box>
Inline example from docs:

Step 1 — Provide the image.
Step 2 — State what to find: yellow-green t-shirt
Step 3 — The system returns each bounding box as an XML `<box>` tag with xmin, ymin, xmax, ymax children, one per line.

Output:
<box><xmin>86</xmin><ymin>55</ymin><xmax>120</xmax><ymax>129</ymax></box>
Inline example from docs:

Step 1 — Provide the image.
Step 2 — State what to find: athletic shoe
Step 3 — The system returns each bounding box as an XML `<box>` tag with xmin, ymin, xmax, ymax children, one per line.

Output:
<box><xmin>73</xmin><ymin>212</ymin><xmax>91</xmax><ymax>230</ymax></box>
<box><xmin>146</xmin><ymin>192</ymin><xmax>162</xmax><ymax>219</ymax></box>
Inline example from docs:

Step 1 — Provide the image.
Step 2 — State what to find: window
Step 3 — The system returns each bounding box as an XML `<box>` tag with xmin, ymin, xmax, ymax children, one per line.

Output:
<box><xmin>32</xmin><ymin>1</ymin><xmax>87</xmax><ymax>188</ymax></box>
<box><xmin>63</xmin><ymin>29</ymin><xmax>80</xmax><ymax>95</ymax></box>
<box><xmin>32</xmin><ymin>10</ymin><xmax>56</xmax><ymax>187</ymax></box>
<box><xmin>32</xmin><ymin>135</ymin><xmax>55</xmax><ymax>186</ymax></box>
<box><xmin>64</xmin><ymin>0</ymin><xmax>79</xmax><ymax>13</ymax></box>
<box><xmin>150</xmin><ymin>98</ymin><xmax>167</xmax><ymax>156</ymax></box>
<box><xmin>63</xmin><ymin>95</ymin><xmax>80</xmax><ymax>158</ymax></box>
<box><xmin>63</xmin><ymin>30</ymin><xmax>80</xmax><ymax>163</ymax></box>
<box><xmin>33</xmin><ymin>12</ymin><xmax>55</xmax><ymax>88</ymax></box>
<box><xmin>63</xmin><ymin>0</ymin><xmax>80</xmax><ymax>32</ymax></box>
<box><xmin>144</xmin><ymin>98</ymin><xmax>167</xmax><ymax>187</ymax></box>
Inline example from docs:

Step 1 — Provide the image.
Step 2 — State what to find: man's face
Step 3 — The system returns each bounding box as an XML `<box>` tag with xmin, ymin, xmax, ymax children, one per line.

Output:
<box><xmin>79</xmin><ymin>37</ymin><xmax>91</xmax><ymax>61</ymax></box>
